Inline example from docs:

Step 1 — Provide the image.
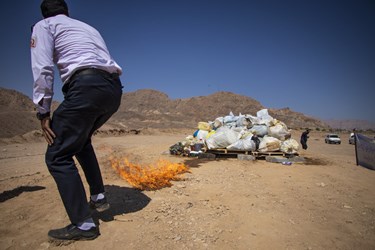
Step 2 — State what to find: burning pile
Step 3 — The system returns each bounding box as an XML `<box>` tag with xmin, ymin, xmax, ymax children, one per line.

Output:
<box><xmin>110</xmin><ymin>156</ymin><xmax>190</xmax><ymax>190</ymax></box>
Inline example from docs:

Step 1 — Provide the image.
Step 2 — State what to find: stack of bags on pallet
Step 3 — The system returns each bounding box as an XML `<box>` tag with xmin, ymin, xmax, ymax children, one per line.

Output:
<box><xmin>196</xmin><ymin>109</ymin><xmax>299</xmax><ymax>154</ymax></box>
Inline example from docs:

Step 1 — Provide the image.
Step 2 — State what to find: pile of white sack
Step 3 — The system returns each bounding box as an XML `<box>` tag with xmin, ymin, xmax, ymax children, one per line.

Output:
<box><xmin>194</xmin><ymin>109</ymin><xmax>299</xmax><ymax>154</ymax></box>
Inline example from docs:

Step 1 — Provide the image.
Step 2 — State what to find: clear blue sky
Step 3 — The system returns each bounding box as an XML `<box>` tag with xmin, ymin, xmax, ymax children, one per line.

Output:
<box><xmin>0</xmin><ymin>0</ymin><xmax>374</xmax><ymax>121</ymax></box>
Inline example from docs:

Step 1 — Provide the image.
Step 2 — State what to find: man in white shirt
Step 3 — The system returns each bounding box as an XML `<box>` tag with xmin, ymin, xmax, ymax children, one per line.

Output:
<box><xmin>31</xmin><ymin>0</ymin><xmax>123</xmax><ymax>241</ymax></box>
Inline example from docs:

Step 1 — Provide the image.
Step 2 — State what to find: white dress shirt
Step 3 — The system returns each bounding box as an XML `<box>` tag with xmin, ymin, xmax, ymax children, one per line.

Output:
<box><xmin>31</xmin><ymin>14</ymin><xmax>122</xmax><ymax>114</ymax></box>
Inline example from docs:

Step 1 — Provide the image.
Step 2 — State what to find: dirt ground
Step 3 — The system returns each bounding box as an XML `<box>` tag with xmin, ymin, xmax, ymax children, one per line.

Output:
<box><xmin>0</xmin><ymin>130</ymin><xmax>374</xmax><ymax>250</ymax></box>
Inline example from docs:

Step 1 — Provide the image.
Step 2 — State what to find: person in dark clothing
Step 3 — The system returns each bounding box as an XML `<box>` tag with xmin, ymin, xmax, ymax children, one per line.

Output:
<box><xmin>31</xmin><ymin>0</ymin><xmax>122</xmax><ymax>241</ymax></box>
<box><xmin>251</xmin><ymin>134</ymin><xmax>260</xmax><ymax>150</ymax></box>
<box><xmin>300</xmin><ymin>129</ymin><xmax>310</xmax><ymax>150</ymax></box>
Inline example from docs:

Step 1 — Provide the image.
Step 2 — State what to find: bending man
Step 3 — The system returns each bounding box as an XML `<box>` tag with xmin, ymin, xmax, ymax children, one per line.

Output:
<box><xmin>31</xmin><ymin>0</ymin><xmax>123</xmax><ymax>241</ymax></box>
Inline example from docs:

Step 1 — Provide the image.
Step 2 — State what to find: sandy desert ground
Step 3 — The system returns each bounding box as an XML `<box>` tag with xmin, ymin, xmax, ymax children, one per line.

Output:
<box><xmin>0</xmin><ymin>130</ymin><xmax>374</xmax><ymax>250</ymax></box>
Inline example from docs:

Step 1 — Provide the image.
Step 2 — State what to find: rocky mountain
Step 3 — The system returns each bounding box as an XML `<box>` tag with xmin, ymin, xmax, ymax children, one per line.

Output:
<box><xmin>323</xmin><ymin>119</ymin><xmax>375</xmax><ymax>131</ymax></box>
<box><xmin>0</xmin><ymin>87</ymin><xmax>329</xmax><ymax>138</ymax></box>
<box><xmin>0</xmin><ymin>88</ymin><xmax>35</xmax><ymax>112</ymax></box>
<box><xmin>0</xmin><ymin>88</ymin><xmax>63</xmax><ymax>138</ymax></box>
<box><xmin>0</xmin><ymin>88</ymin><xmax>40</xmax><ymax>138</ymax></box>
<box><xmin>112</xmin><ymin>89</ymin><xmax>327</xmax><ymax>130</ymax></box>
<box><xmin>268</xmin><ymin>107</ymin><xmax>327</xmax><ymax>130</ymax></box>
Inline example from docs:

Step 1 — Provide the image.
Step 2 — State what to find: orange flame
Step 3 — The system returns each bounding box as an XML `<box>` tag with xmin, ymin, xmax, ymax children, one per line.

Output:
<box><xmin>110</xmin><ymin>156</ymin><xmax>190</xmax><ymax>190</ymax></box>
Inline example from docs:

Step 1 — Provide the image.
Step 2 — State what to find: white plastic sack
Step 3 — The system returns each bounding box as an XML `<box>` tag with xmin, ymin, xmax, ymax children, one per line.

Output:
<box><xmin>236</xmin><ymin>114</ymin><xmax>248</xmax><ymax>127</ymax></box>
<box><xmin>258</xmin><ymin>136</ymin><xmax>281</xmax><ymax>152</ymax></box>
<box><xmin>232</xmin><ymin>126</ymin><xmax>245</xmax><ymax>134</ymax></box>
<box><xmin>257</xmin><ymin>109</ymin><xmax>273</xmax><ymax>126</ymax></box>
<box><xmin>246</xmin><ymin>115</ymin><xmax>260</xmax><ymax>125</ymax></box>
<box><xmin>280</xmin><ymin>139</ymin><xmax>299</xmax><ymax>154</ymax></box>
<box><xmin>223</xmin><ymin>111</ymin><xmax>237</xmax><ymax>124</ymax></box>
<box><xmin>238</xmin><ymin>129</ymin><xmax>253</xmax><ymax>140</ymax></box>
<box><xmin>249</xmin><ymin>124</ymin><xmax>268</xmax><ymax>137</ymax></box>
<box><xmin>213</xmin><ymin>117</ymin><xmax>224</xmax><ymax>129</ymax></box>
<box><xmin>268</xmin><ymin>121</ymin><xmax>290</xmax><ymax>141</ymax></box>
<box><xmin>224</xmin><ymin>122</ymin><xmax>237</xmax><ymax>128</ymax></box>
<box><xmin>227</xmin><ymin>137</ymin><xmax>256</xmax><ymax>151</ymax></box>
<box><xmin>196</xmin><ymin>130</ymin><xmax>209</xmax><ymax>141</ymax></box>
<box><xmin>206</xmin><ymin>127</ymin><xmax>239</xmax><ymax>149</ymax></box>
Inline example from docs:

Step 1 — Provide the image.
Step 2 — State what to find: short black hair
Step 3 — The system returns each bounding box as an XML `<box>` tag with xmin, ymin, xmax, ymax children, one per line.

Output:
<box><xmin>41</xmin><ymin>0</ymin><xmax>69</xmax><ymax>18</ymax></box>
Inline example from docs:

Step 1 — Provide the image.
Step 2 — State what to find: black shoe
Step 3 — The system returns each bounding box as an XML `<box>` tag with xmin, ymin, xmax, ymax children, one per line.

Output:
<box><xmin>48</xmin><ymin>224</ymin><xmax>99</xmax><ymax>241</ymax></box>
<box><xmin>89</xmin><ymin>197</ymin><xmax>110</xmax><ymax>212</ymax></box>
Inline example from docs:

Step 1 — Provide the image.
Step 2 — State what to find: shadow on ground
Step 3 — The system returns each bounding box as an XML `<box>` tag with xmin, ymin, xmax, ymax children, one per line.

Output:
<box><xmin>93</xmin><ymin>184</ymin><xmax>151</xmax><ymax>222</ymax></box>
<box><xmin>183</xmin><ymin>157</ymin><xmax>226</xmax><ymax>168</ymax></box>
<box><xmin>303</xmin><ymin>157</ymin><xmax>330</xmax><ymax>165</ymax></box>
<box><xmin>0</xmin><ymin>185</ymin><xmax>46</xmax><ymax>203</ymax></box>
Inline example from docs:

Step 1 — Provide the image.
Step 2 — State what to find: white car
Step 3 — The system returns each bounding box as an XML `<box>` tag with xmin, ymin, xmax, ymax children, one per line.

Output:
<box><xmin>349</xmin><ymin>134</ymin><xmax>355</xmax><ymax>144</ymax></box>
<box><xmin>325</xmin><ymin>134</ymin><xmax>341</xmax><ymax>144</ymax></box>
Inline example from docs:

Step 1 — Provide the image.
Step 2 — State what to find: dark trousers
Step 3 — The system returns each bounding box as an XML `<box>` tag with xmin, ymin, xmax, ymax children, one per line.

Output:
<box><xmin>45</xmin><ymin>71</ymin><xmax>122</xmax><ymax>224</ymax></box>
<box><xmin>300</xmin><ymin>139</ymin><xmax>308</xmax><ymax>150</ymax></box>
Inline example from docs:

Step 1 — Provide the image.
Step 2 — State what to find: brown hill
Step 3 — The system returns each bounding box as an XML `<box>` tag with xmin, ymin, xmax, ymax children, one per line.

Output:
<box><xmin>0</xmin><ymin>87</ymin><xmax>62</xmax><ymax>138</ymax></box>
<box><xmin>112</xmin><ymin>89</ymin><xmax>327</xmax><ymax>130</ymax></box>
<box><xmin>0</xmin><ymin>88</ymin><xmax>328</xmax><ymax>138</ymax></box>
<box><xmin>268</xmin><ymin>107</ymin><xmax>326</xmax><ymax>130</ymax></box>
<box><xmin>0</xmin><ymin>88</ymin><xmax>40</xmax><ymax>138</ymax></box>
<box><xmin>0</xmin><ymin>87</ymin><xmax>35</xmax><ymax>112</ymax></box>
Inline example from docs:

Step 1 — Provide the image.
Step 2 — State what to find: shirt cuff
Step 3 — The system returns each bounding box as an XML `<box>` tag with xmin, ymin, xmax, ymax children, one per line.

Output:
<box><xmin>37</xmin><ymin>97</ymin><xmax>52</xmax><ymax>114</ymax></box>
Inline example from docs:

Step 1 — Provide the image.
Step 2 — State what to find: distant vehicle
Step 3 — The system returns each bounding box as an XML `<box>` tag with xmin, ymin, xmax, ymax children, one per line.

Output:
<box><xmin>325</xmin><ymin>134</ymin><xmax>341</xmax><ymax>144</ymax></box>
<box><xmin>349</xmin><ymin>134</ymin><xmax>355</xmax><ymax>145</ymax></box>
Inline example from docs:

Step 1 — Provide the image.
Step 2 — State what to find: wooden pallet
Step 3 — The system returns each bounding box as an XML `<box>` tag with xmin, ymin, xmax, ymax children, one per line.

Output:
<box><xmin>205</xmin><ymin>148</ymin><xmax>298</xmax><ymax>158</ymax></box>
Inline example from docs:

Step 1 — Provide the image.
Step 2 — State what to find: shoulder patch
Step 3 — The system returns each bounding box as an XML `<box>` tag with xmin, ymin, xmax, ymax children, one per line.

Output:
<box><xmin>30</xmin><ymin>37</ymin><xmax>36</xmax><ymax>48</ymax></box>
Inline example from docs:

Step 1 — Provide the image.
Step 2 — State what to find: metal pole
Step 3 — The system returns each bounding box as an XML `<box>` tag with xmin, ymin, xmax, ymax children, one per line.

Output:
<box><xmin>354</xmin><ymin>132</ymin><xmax>359</xmax><ymax>166</ymax></box>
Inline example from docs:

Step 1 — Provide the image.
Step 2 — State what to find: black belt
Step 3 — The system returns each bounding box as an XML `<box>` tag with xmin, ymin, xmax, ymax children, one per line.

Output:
<box><xmin>72</xmin><ymin>68</ymin><xmax>119</xmax><ymax>79</ymax></box>
<box><xmin>63</xmin><ymin>68</ymin><xmax>119</xmax><ymax>94</ymax></box>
